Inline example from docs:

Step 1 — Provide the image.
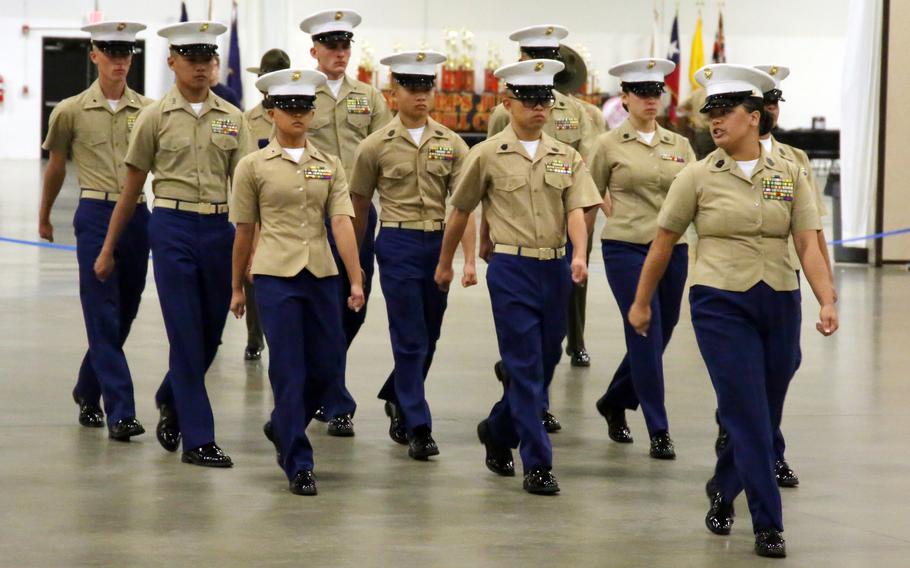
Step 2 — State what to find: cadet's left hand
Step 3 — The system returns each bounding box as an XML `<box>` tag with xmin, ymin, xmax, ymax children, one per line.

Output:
<box><xmin>570</xmin><ymin>257</ymin><xmax>588</xmax><ymax>285</ymax></box>
<box><xmin>816</xmin><ymin>303</ymin><xmax>838</xmax><ymax>336</ymax></box>
<box><xmin>348</xmin><ymin>284</ymin><xmax>365</xmax><ymax>312</ymax></box>
<box><xmin>628</xmin><ymin>302</ymin><xmax>652</xmax><ymax>337</ymax></box>
<box><xmin>461</xmin><ymin>261</ymin><xmax>478</xmax><ymax>288</ymax></box>
<box><xmin>230</xmin><ymin>288</ymin><xmax>246</xmax><ymax>319</ymax></box>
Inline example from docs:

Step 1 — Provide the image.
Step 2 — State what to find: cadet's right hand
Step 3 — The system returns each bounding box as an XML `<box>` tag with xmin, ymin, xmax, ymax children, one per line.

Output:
<box><xmin>816</xmin><ymin>303</ymin><xmax>838</xmax><ymax>336</ymax></box>
<box><xmin>348</xmin><ymin>283</ymin><xmax>365</xmax><ymax>312</ymax></box>
<box><xmin>479</xmin><ymin>237</ymin><xmax>493</xmax><ymax>264</ymax></box>
<box><xmin>38</xmin><ymin>219</ymin><xmax>54</xmax><ymax>243</ymax></box>
<box><xmin>628</xmin><ymin>302</ymin><xmax>652</xmax><ymax>337</ymax></box>
<box><xmin>94</xmin><ymin>252</ymin><xmax>114</xmax><ymax>282</ymax></box>
<box><xmin>435</xmin><ymin>264</ymin><xmax>454</xmax><ymax>292</ymax></box>
<box><xmin>230</xmin><ymin>288</ymin><xmax>246</xmax><ymax>319</ymax></box>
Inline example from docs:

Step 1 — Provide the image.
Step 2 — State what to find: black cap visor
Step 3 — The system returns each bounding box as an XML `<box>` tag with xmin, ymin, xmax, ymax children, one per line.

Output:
<box><xmin>268</xmin><ymin>95</ymin><xmax>317</xmax><ymax>111</ymax></box>
<box><xmin>171</xmin><ymin>43</ymin><xmax>218</xmax><ymax>57</ymax></box>
<box><xmin>506</xmin><ymin>83</ymin><xmax>556</xmax><ymax>102</ymax></box>
<box><xmin>621</xmin><ymin>81</ymin><xmax>665</xmax><ymax>98</ymax></box>
<box><xmin>520</xmin><ymin>46</ymin><xmax>561</xmax><ymax>60</ymax></box>
<box><xmin>763</xmin><ymin>88</ymin><xmax>786</xmax><ymax>103</ymax></box>
<box><xmin>392</xmin><ymin>73</ymin><xmax>437</xmax><ymax>91</ymax></box>
<box><xmin>700</xmin><ymin>91</ymin><xmax>756</xmax><ymax>113</ymax></box>
<box><xmin>93</xmin><ymin>41</ymin><xmax>137</xmax><ymax>56</ymax></box>
<box><xmin>313</xmin><ymin>31</ymin><xmax>354</xmax><ymax>45</ymax></box>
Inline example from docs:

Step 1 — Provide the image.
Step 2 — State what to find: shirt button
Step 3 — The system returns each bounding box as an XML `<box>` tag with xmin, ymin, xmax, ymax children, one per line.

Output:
<box><xmin>299</xmin><ymin>187</ymin><xmax>303</xmax><ymax>191</ymax></box>
<box><xmin>754</xmin><ymin>202</ymin><xmax>760</xmax><ymax>207</ymax></box>
<box><xmin>297</xmin><ymin>170</ymin><xmax>302</xmax><ymax>174</ymax></box>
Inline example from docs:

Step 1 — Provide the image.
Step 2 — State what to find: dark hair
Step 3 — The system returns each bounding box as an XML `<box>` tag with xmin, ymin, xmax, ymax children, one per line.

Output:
<box><xmin>742</xmin><ymin>96</ymin><xmax>773</xmax><ymax>136</ymax></box>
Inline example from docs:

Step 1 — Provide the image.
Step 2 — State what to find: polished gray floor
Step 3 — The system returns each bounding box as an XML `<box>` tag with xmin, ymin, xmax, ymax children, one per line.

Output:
<box><xmin>1</xmin><ymin>159</ymin><xmax>909</xmax><ymax>567</ymax></box>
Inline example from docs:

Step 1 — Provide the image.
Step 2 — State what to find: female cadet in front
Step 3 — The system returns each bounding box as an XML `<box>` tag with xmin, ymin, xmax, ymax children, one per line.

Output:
<box><xmin>628</xmin><ymin>64</ymin><xmax>838</xmax><ymax>558</ymax></box>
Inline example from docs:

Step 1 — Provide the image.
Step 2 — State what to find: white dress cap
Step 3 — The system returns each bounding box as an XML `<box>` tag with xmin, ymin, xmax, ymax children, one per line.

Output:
<box><xmin>157</xmin><ymin>21</ymin><xmax>227</xmax><ymax>46</ymax></box>
<box><xmin>695</xmin><ymin>64</ymin><xmax>776</xmax><ymax>99</ymax></box>
<box><xmin>299</xmin><ymin>9</ymin><xmax>362</xmax><ymax>37</ymax></box>
<box><xmin>754</xmin><ymin>65</ymin><xmax>790</xmax><ymax>89</ymax></box>
<box><xmin>81</xmin><ymin>21</ymin><xmax>146</xmax><ymax>42</ymax></box>
<box><xmin>255</xmin><ymin>69</ymin><xmax>328</xmax><ymax>97</ymax></box>
<box><xmin>608</xmin><ymin>58</ymin><xmax>676</xmax><ymax>83</ymax></box>
<box><xmin>494</xmin><ymin>59</ymin><xmax>566</xmax><ymax>86</ymax></box>
<box><xmin>380</xmin><ymin>51</ymin><xmax>447</xmax><ymax>76</ymax></box>
<box><xmin>508</xmin><ymin>24</ymin><xmax>569</xmax><ymax>48</ymax></box>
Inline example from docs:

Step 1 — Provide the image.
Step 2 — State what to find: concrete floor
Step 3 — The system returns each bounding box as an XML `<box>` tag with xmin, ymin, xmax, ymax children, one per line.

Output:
<box><xmin>1</xmin><ymin>158</ymin><xmax>909</xmax><ymax>567</ymax></box>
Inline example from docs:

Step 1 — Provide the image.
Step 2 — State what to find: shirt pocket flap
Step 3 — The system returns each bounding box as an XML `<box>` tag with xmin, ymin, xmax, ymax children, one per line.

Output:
<box><xmin>426</xmin><ymin>160</ymin><xmax>452</xmax><ymax>177</ymax></box>
<box><xmin>212</xmin><ymin>134</ymin><xmax>239</xmax><ymax>150</ymax></box>
<box><xmin>544</xmin><ymin>172</ymin><xmax>572</xmax><ymax>190</ymax></box>
<box><xmin>346</xmin><ymin>112</ymin><xmax>371</xmax><ymax>129</ymax></box>
<box><xmin>382</xmin><ymin>162</ymin><xmax>415</xmax><ymax>179</ymax></box>
<box><xmin>160</xmin><ymin>136</ymin><xmax>190</xmax><ymax>152</ymax></box>
<box><xmin>493</xmin><ymin>175</ymin><xmax>528</xmax><ymax>192</ymax></box>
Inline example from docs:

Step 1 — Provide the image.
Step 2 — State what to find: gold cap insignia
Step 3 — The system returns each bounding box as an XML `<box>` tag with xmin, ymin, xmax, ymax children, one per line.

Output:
<box><xmin>534</xmin><ymin>62</ymin><xmax>545</xmax><ymax>71</ymax></box>
<box><xmin>199</xmin><ymin>23</ymin><xmax>209</xmax><ymax>32</ymax></box>
<box><xmin>292</xmin><ymin>71</ymin><xmax>301</xmax><ymax>81</ymax></box>
<box><xmin>545</xmin><ymin>26</ymin><xmax>554</xmax><ymax>35</ymax></box>
<box><xmin>335</xmin><ymin>11</ymin><xmax>344</xmax><ymax>21</ymax></box>
<box><xmin>769</xmin><ymin>66</ymin><xmax>779</xmax><ymax>76</ymax></box>
<box><xmin>416</xmin><ymin>52</ymin><xmax>426</xmax><ymax>62</ymax></box>
<box><xmin>116</xmin><ymin>23</ymin><xmax>127</xmax><ymax>31</ymax></box>
<box><xmin>704</xmin><ymin>69</ymin><xmax>713</xmax><ymax>80</ymax></box>
<box><xmin>647</xmin><ymin>60</ymin><xmax>656</xmax><ymax>69</ymax></box>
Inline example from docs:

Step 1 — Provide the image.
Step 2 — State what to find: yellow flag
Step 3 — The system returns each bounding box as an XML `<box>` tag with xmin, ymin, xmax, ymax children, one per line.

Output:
<box><xmin>689</xmin><ymin>15</ymin><xmax>705</xmax><ymax>90</ymax></box>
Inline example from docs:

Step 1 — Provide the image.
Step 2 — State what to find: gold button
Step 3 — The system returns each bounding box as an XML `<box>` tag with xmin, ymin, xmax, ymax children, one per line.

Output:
<box><xmin>754</xmin><ymin>202</ymin><xmax>760</xmax><ymax>207</ymax></box>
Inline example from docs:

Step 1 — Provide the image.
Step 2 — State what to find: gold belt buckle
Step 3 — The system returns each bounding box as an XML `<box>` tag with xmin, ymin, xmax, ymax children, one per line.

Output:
<box><xmin>423</xmin><ymin>220</ymin><xmax>435</xmax><ymax>232</ymax></box>
<box><xmin>199</xmin><ymin>202</ymin><xmax>216</xmax><ymax>215</ymax></box>
<box><xmin>537</xmin><ymin>248</ymin><xmax>554</xmax><ymax>260</ymax></box>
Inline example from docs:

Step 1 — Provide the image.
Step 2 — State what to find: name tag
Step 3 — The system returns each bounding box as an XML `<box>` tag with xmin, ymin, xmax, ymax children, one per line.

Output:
<box><xmin>762</xmin><ymin>176</ymin><xmax>794</xmax><ymax>201</ymax></box>
<box><xmin>211</xmin><ymin>118</ymin><xmax>240</xmax><ymax>137</ymax></box>
<box><xmin>554</xmin><ymin>118</ymin><xmax>579</xmax><ymax>131</ymax></box>
<box><xmin>428</xmin><ymin>146</ymin><xmax>454</xmax><ymax>161</ymax></box>
<box><xmin>545</xmin><ymin>160</ymin><xmax>573</xmax><ymax>175</ymax></box>
<box><xmin>127</xmin><ymin>115</ymin><xmax>138</xmax><ymax>131</ymax></box>
<box><xmin>660</xmin><ymin>153</ymin><xmax>686</xmax><ymax>163</ymax></box>
<box><xmin>346</xmin><ymin>96</ymin><xmax>371</xmax><ymax>115</ymax></box>
<box><xmin>304</xmin><ymin>166</ymin><xmax>333</xmax><ymax>180</ymax></box>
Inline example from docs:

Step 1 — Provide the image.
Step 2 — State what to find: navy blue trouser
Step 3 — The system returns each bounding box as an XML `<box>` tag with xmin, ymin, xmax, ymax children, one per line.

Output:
<box><xmin>375</xmin><ymin>228</ymin><xmax>448</xmax><ymax>434</ymax></box>
<box><xmin>73</xmin><ymin>198</ymin><xmax>149</xmax><ymax>427</ymax></box>
<box><xmin>322</xmin><ymin>202</ymin><xmax>377</xmax><ymax>417</ymax></box>
<box><xmin>150</xmin><ymin>208</ymin><xmax>233</xmax><ymax>451</ymax></box>
<box><xmin>600</xmin><ymin>240</ymin><xmax>688</xmax><ymax>437</ymax></box>
<box><xmin>256</xmin><ymin>270</ymin><xmax>345</xmax><ymax>480</ymax></box>
<box><xmin>486</xmin><ymin>253</ymin><xmax>572</xmax><ymax>474</ymax></box>
<box><xmin>690</xmin><ymin>282</ymin><xmax>801</xmax><ymax>533</ymax></box>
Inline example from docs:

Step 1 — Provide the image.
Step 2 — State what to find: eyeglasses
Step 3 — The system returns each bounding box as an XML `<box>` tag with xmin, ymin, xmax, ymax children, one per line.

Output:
<box><xmin>508</xmin><ymin>97</ymin><xmax>556</xmax><ymax>109</ymax></box>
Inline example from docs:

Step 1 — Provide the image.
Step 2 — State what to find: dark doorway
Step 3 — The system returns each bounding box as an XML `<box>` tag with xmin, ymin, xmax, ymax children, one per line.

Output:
<box><xmin>40</xmin><ymin>37</ymin><xmax>146</xmax><ymax>158</ymax></box>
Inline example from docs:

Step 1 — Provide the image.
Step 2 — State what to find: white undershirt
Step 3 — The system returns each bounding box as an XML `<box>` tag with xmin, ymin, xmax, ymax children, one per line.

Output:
<box><xmin>190</xmin><ymin>102</ymin><xmax>204</xmax><ymax>116</ymax></box>
<box><xmin>327</xmin><ymin>78</ymin><xmax>343</xmax><ymax>98</ymax></box>
<box><xmin>407</xmin><ymin>127</ymin><xmax>425</xmax><ymax>145</ymax></box>
<box><xmin>107</xmin><ymin>99</ymin><xmax>119</xmax><ymax>111</ymax></box>
<box><xmin>283</xmin><ymin>147</ymin><xmax>306</xmax><ymax>163</ymax></box>
<box><xmin>519</xmin><ymin>139</ymin><xmax>540</xmax><ymax>158</ymax></box>
<box><xmin>638</xmin><ymin>130</ymin><xmax>656</xmax><ymax>144</ymax></box>
<box><xmin>737</xmin><ymin>159</ymin><xmax>760</xmax><ymax>178</ymax></box>
<box><xmin>760</xmin><ymin>137</ymin><xmax>773</xmax><ymax>154</ymax></box>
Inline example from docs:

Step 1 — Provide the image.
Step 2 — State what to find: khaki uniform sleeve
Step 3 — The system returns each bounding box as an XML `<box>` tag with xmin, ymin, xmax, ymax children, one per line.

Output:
<box><xmin>42</xmin><ymin>100</ymin><xmax>74</xmax><ymax>154</ymax></box>
<box><xmin>486</xmin><ymin>105</ymin><xmax>508</xmax><ymax>138</ymax></box>
<box><xmin>229</xmin><ymin>155</ymin><xmax>259</xmax><ymax>224</ymax></box>
<box><xmin>565</xmin><ymin>150</ymin><xmax>602</xmax><ymax>212</ymax></box>
<box><xmin>348</xmin><ymin>137</ymin><xmax>379</xmax><ymax>200</ymax></box>
<box><xmin>229</xmin><ymin>117</ymin><xmax>257</xmax><ymax>176</ymax></box>
<box><xmin>794</xmin><ymin>148</ymin><xmax>828</xmax><ymax>217</ymax></box>
<box><xmin>588</xmin><ymin>133</ymin><xmax>611</xmax><ymax>198</ymax></box>
<box><xmin>369</xmin><ymin>90</ymin><xmax>393</xmax><ymax>134</ymax></box>
<box><xmin>658</xmin><ymin>166</ymin><xmax>698</xmax><ymax>234</ymax></box>
<box><xmin>447</xmin><ymin>134</ymin><xmax>471</xmax><ymax>195</ymax></box>
<box><xmin>327</xmin><ymin>157</ymin><xmax>355</xmax><ymax>218</ymax></box>
<box><xmin>790</xmin><ymin>164</ymin><xmax>822</xmax><ymax>234</ymax></box>
<box><xmin>684</xmin><ymin>138</ymin><xmax>697</xmax><ymax>165</ymax></box>
<box><xmin>124</xmin><ymin>105</ymin><xmax>158</xmax><ymax>172</ymax></box>
<box><xmin>449</xmin><ymin>146</ymin><xmax>487</xmax><ymax>212</ymax></box>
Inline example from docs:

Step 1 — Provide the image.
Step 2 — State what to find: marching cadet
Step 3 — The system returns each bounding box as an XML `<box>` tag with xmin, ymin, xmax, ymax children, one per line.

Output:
<box><xmin>230</xmin><ymin>68</ymin><xmax>364</xmax><ymax>496</ymax></box>
<box><xmin>713</xmin><ymin>65</ymin><xmax>837</xmax><ymax>488</ymax></box>
<box><xmin>94</xmin><ymin>21</ymin><xmax>254</xmax><ymax>468</ymax></box>
<box><xmin>588</xmin><ymin>58</ymin><xmax>695</xmax><ymax>460</ymax></box>
<box><xmin>237</xmin><ymin>48</ymin><xmax>291</xmax><ymax>362</ymax></box>
<box><xmin>435</xmin><ymin>60</ymin><xmax>602</xmax><ymax>494</ymax></box>
<box><xmin>554</xmin><ymin>44</ymin><xmax>607</xmax><ymax>135</ymax></box>
<box><xmin>629</xmin><ymin>64</ymin><xmax>838</xmax><ymax>557</ymax></box>
<box><xmin>349</xmin><ymin>50</ymin><xmax>476</xmax><ymax>461</ymax></box>
<box><xmin>39</xmin><ymin>21</ymin><xmax>152</xmax><ymax>440</ymax></box>
<box><xmin>299</xmin><ymin>9</ymin><xmax>393</xmax><ymax>437</ymax></box>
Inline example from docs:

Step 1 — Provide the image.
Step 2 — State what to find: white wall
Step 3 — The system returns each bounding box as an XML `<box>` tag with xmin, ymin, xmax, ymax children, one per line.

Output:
<box><xmin>0</xmin><ymin>0</ymin><xmax>849</xmax><ymax>160</ymax></box>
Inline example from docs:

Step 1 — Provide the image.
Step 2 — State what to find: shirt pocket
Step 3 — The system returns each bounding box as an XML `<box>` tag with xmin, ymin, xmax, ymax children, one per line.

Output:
<box><xmin>346</xmin><ymin>112</ymin><xmax>371</xmax><ymax>131</ymax></box>
<box><xmin>310</xmin><ymin>112</ymin><xmax>331</xmax><ymax>130</ymax></box>
<box><xmin>157</xmin><ymin>135</ymin><xmax>191</xmax><ymax>173</ymax></box>
<box><xmin>552</xmin><ymin>111</ymin><xmax>582</xmax><ymax>145</ymax></box>
<box><xmin>426</xmin><ymin>159</ymin><xmax>452</xmax><ymax>178</ymax></box>
<box><xmin>543</xmin><ymin>172</ymin><xmax>571</xmax><ymax>211</ymax></box>
<box><xmin>79</xmin><ymin>131</ymin><xmax>109</xmax><ymax>148</ymax></box>
<box><xmin>211</xmin><ymin>133</ymin><xmax>239</xmax><ymax>152</ymax></box>
<box><xmin>379</xmin><ymin>161</ymin><xmax>415</xmax><ymax>195</ymax></box>
<box><xmin>492</xmin><ymin>174</ymin><xmax>528</xmax><ymax>217</ymax></box>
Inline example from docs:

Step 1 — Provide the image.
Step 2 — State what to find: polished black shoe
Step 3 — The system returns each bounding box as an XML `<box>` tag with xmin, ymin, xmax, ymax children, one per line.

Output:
<box><xmin>73</xmin><ymin>393</ymin><xmax>104</xmax><ymax>428</ymax></box>
<box><xmin>754</xmin><ymin>529</ymin><xmax>787</xmax><ymax>558</ymax></box>
<box><xmin>408</xmin><ymin>427</ymin><xmax>440</xmax><ymax>461</ymax></box>
<box><xmin>705</xmin><ymin>479</ymin><xmax>735</xmax><ymax>535</ymax></box>
<box><xmin>244</xmin><ymin>345</ymin><xmax>262</xmax><ymax>361</ymax></box>
<box><xmin>596</xmin><ymin>397</ymin><xmax>633</xmax><ymax>443</ymax></box>
<box><xmin>775</xmin><ymin>460</ymin><xmax>799</xmax><ymax>488</ymax></box>
<box><xmin>494</xmin><ymin>360</ymin><xmax>509</xmax><ymax>386</ymax></box>
<box><xmin>290</xmin><ymin>470</ymin><xmax>317</xmax><ymax>496</ymax></box>
<box><xmin>570</xmin><ymin>348</ymin><xmax>591</xmax><ymax>367</ymax></box>
<box><xmin>263</xmin><ymin>421</ymin><xmax>281</xmax><ymax>465</ymax></box>
<box><xmin>313</xmin><ymin>407</ymin><xmax>328</xmax><ymax>423</ymax></box>
<box><xmin>714</xmin><ymin>410</ymin><xmax>729</xmax><ymax>457</ymax></box>
<box><xmin>477</xmin><ymin>419</ymin><xmax>515</xmax><ymax>476</ymax></box>
<box><xmin>649</xmin><ymin>432</ymin><xmax>676</xmax><ymax>460</ymax></box>
<box><xmin>155</xmin><ymin>404</ymin><xmax>181</xmax><ymax>453</ymax></box>
<box><xmin>109</xmin><ymin>417</ymin><xmax>145</xmax><ymax>441</ymax></box>
<box><xmin>384</xmin><ymin>401</ymin><xmax>408</xmax><ymax>445</ymax></box>
<box><xmin>181</xmin><ymin>442</ymin><xmax>233</xmax><ymax>468</ymax></box>
<box><xmin>542</xmin><ymin>411</ymin><xmax>562</xmax><ymax>433</ymax></box>
<box><xmin>523</xmin><ymin>467</ymin><xmax>560</xmax><ymax>495</ymax></box>
<box><xmin>327</xmin><ymin>414</ymin><xmax>354</xmax><ymax>437</ymax></box>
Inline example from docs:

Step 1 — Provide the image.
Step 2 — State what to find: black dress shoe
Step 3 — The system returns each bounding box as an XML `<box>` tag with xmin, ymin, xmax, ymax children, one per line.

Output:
<box><xmin>327</xmin><ymin>414</ymin><xmax>354</xmax><ymax>437</ymax></box>
<box><xmin>408</xmin><ymin>427</ymin><xmax>440</xmax><ymax>461</ymax></box>
<box><xmin>263</xmin><ymin>421</ymin><xmax>281</xmax><ymax>465</ymax></box>
<box><xmin>290</xmin><ymin>470</ymin><xmax>317</xmax><ymax>496</ymax></box>
<box><xmin>649</xmin><ymin>432</ymin><xmax>676</xmax><ymax>460</ymax></box>
<box><xmin>384</xmin><ymin>402</ymin><xmax>408</xmax><ymax>445</ymax></box>
<box><xmin>477</xmin><ymin>419</ymin><xmax>514</xmax><ymax>477</ymax></box>
<box><xmin>523</xmin><ymin>467</ymin><xmax>560</xmax><ymax>495</ymax></box>
<box><xmin>542</xmin><ymin>411</ymin><xmax>562</xmax><ymax>433</ymax></box>
<box><xmin>754</xmin><ymin>529</ymin><xmax>787</xmax><ymax>558</ymax></box>
<box><xmin>705</xmin><ymin>479</ymin><xmax>735</xmax><ymax>535</ymax></box>
<box><xmin>109</xmin><ymin>417</ymin><xmax>145</xmax><ymax>441</ymax></box>
<box><xmin>775</xmin><ymin>460</ymin><xmax>799</xmax><ymax>488</ymax></box>
<box><xmin>596</xmin><ymin>397</ymin><xmax>633</xmax><ymax>443</ymax></box>
<box><xmin>181</xmin><ymin>442</ymin><xmax>233</xmax><ymax>468</ymax></box>
<box><xmin>494</xmin><ymin>360</ymin><xmax>509</xmax><ymax>386</ymax></box>
<box><xmin>714</xmin><ymin>409</ymin><xmax>729</xmax><ymax>457</ymax></box>
<box><xmin>244</xmin><ymin>345</ymin><xmax>262</xmax><ymax>361</ymax></box>
<box><xmin>313</xmin><ymin>407</ymin><xmax>328</xmax><ymax>423</ymax></box>
<box><xmin>570</xmin><ymin>349</ymin><xmax>591</xmax><ymax>367</ymax></box>
<box><xmin>73</xmin><ymin>393</ymin><xmax>104</xmax><ymax>428</ymax></box>
<box><xmin>155</xmin><ymin>404</ymin><xmax>181</xmax><ymax>453</ymax></box>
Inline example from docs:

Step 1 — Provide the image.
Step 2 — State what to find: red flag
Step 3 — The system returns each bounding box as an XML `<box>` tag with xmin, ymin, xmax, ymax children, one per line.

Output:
<box><xmin>712</xmin><ymin>10</ymin><xmax>726</xmax><ymax>64</ymax></box>
<box><xmin>665</xmin><ymin>11</ymin><xmax>681</xmax><ymax>123</ymax></box>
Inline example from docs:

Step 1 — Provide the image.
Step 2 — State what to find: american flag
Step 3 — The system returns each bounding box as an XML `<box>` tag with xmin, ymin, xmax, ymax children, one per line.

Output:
<box><xmin>665</xmin><ymin>12</ymin><xmax>681</xmax><ymax>123</ymax></box>
<box><xmin>712</xmin><ymin>10</ymin><xmax>727</xmax><ymax>64</ymax></box>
